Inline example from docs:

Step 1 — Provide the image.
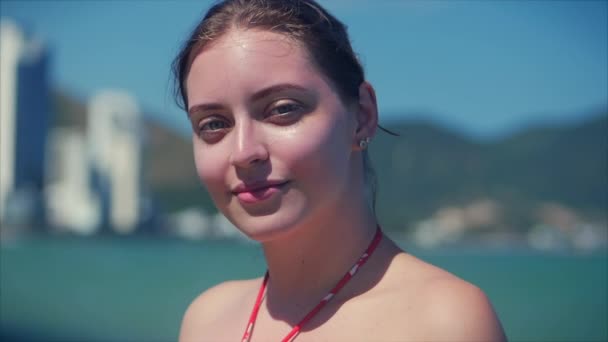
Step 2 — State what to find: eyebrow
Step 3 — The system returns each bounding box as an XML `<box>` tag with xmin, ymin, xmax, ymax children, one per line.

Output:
<box><xmin>250</xmin><ymin>83</ymin><xmax>310</xmax><ymax>102</ymax></box>
<box><xmin>187</xmin><ymin>83</ymin><xmax>311</xmax><ymax>117</ymax></box>
<box><xmin>187</xmin><ymin>103</ymin><xmax>224</xmax><ymax>117</ymax></box>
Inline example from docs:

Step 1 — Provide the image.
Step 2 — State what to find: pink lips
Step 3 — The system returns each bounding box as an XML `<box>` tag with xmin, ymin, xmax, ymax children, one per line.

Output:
<box><xmin>232</xmin><ymin>180</ymin><xmax>289</xmax><ymax>204</ymax></box>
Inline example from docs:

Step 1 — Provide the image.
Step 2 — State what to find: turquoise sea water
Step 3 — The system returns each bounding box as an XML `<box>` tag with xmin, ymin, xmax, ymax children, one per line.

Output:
<box><xmin>1</xmin><ymin>236</ymin><xmax>606</xmax><ymax>342</ymax></box>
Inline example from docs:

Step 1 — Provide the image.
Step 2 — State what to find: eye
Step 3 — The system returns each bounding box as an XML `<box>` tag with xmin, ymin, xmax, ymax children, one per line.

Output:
<box><xmin>197</xmin><ymin>117</ymin><xmax>231</xmax><ymax>143</ymax></box>
<box><xmin>271</xmin><ymin>103</ymin><xmax>301</xmax><ymax>115</ymax></box>
<box><xmin>202</xmin><ymin>119</ymin><xmax>229</xmax><ymax>131</ymax></box>
<box><xmin>266</xmin><ymin>101</ymin><xmax>304</xmax><ymax>125</ymax></box>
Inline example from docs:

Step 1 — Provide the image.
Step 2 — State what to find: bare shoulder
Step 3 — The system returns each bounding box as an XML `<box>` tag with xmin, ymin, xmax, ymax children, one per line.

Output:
<box><xmin>419</xmin><ymin>268</ymin><xmax>506</xmax><ymax>341</ymax></box>
<box><xmin>179</xmin><ymin>278</ymin><xmax>261</xmax><ymax>342</ymax></box>
<box><xmin>379</xmin><ymin>252</ymin><xmax>507</xmax><ymax>341</ymax></box>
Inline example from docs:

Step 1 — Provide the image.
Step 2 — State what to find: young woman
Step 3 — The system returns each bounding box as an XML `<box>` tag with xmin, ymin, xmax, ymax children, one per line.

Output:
<box><xmin>173</xmin><ymin>1</ymin><xmax>506</xmax><ymax>341</ymax></box>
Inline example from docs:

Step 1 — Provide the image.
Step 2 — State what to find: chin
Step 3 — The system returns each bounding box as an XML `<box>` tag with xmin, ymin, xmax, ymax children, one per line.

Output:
<box><xmin>223</xmin><ymin>203</ymin><xmax>309</xmax><ymax>243</ymax></box>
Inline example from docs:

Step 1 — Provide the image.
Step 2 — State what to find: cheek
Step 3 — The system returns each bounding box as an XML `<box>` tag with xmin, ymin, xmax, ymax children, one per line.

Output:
<box><xmin>192</xmin><ymin>136</ymin><xmax>227</xmax><ymax>197</ymax></box>
<box><xmin>280</xmin><ymin>115</ymin><xmax>352</xmax><ymax>182</ymax></box>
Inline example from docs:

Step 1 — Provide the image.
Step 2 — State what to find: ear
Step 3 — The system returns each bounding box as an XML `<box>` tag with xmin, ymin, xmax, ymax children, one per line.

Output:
<box><xmin>353</xmin><ymin>81</ymin><xmax>378</xmax><ymax>151</ymax></box>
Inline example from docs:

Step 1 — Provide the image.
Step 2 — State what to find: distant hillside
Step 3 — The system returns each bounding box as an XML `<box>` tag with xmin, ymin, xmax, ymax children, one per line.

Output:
<box><xmin>371</xmin><ymin>112</ymin><xmax>607</xmax><ymax>231</ymax></box>
<box><xmin>52</xmin><ymin>90</ymin><xmax>607</xmax><ymax>232</ymax></box>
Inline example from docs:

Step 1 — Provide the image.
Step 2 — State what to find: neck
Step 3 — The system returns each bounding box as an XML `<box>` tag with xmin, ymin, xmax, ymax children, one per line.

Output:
<box><xmin>260</xmin><ymin>197</ymin><xmax>378</xmax><ymax>318</ymax></box>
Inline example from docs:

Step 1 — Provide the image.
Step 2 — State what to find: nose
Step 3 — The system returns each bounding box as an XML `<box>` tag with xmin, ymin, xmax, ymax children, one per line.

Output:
<box><xmin>229</xmin><ymin>119</ymin><xmax>269</xmax><ymax>168</ymax></box>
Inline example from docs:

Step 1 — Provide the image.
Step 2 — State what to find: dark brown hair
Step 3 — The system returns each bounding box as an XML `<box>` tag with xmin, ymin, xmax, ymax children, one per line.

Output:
<box><xmin>173</xmin><ymin>0</ymin><xmax>364</xmax><ymax>110</ymax></box>
<box><xmin>172</xmin><ymin>0</ymin><xmax>383</xmax><ymax>211</ymax></box>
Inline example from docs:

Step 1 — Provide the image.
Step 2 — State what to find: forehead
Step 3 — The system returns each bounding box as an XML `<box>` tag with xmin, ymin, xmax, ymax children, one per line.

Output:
<box><xmin>186</xmin><ymin>29</ymin><xmax>325</xmax><ymax>105</ymax></box>
<box><xmin>203</xmin><ymin>28</ymin><xmax>301</xmax><ymax>57</ymax></box>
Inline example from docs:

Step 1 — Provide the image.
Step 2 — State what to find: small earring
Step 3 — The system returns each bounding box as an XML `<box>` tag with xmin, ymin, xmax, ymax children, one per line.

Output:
<box><xmin>359</xmin><ymin>137</ymin><xmax>371</xmax><ymax>149</ymax></box>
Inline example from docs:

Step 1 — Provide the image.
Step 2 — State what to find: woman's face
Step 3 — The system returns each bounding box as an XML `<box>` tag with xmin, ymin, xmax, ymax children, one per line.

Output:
<box><xmin>186</xmin><ymin>29</ymin><xmax>359</xmax><ymax>241</ymax></box>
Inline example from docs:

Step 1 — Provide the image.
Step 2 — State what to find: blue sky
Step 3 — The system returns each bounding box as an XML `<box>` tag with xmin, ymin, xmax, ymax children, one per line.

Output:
<box><xmin>1</xmin><ymin>0</ymin><xmax>606</xmax><ymax>139</ymax></box>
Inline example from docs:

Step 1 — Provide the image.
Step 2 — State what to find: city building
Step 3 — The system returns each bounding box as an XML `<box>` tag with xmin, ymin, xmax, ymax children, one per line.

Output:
<box><xmin>44</xmin><ymin>90</ymin><xmax>146</xmax><ymax>235</ymax></box>
<box><xmin>88</xmin><ymin>90</ymin><xmax>143</xmax><ymax>234</ymax></box>
<box><xmin>0</xmin><ymin>19</ymin><xmax>51</xmax><ymax>227</ymax></box>
<box><xmin>45</xmin><ymin>128</ymin><xmax>101</xmax><ymax>234</ymax></box>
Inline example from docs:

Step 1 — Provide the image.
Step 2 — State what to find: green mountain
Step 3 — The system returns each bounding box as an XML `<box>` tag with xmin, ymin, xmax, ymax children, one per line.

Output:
<box><xmin>371</xmin><ymin>112</ymin><xmax>607</xmax><ymax>232</ymax></box>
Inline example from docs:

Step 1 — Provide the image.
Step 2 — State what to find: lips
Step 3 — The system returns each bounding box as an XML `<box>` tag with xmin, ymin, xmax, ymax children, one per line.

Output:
<box><xmin>232</xmin><ymin>180</ymin><xmax>289</xmax><ymax>204</ymax></box>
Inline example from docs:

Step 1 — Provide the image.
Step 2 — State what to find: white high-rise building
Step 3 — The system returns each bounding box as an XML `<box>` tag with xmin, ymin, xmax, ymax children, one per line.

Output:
<box><xmin>0</xmin><ymin>19</ymin><xmax>50</xmax><ymax>225</ymax></box>
<box><xmin>45</xmin><ymin>128</ymin><xmax>101</xmax><ymax>234</ymax></box>
<box><xmin>88</xmin><ymin>91</ymin><xmax>142</xmax><ymax>234</ymax></box>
